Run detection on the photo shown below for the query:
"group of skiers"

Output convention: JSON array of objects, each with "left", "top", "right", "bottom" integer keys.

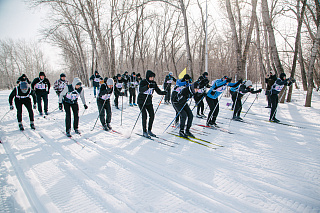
[{"left": 8, "top": 69, "right": 295, "bottom": 139}]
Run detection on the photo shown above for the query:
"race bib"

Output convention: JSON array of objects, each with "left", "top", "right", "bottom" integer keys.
[
  {"left": 116, "top": 83, "right": 123, "bottom": 88},
  {"left": 66, "top": 92, "right": 79, "bottom": 101},
  {"left": 101, "top": 94, "right": 111, "bottom": 100},
  {"left": 94, "top": 78, "right": 100, "bottom": 82},
  {"left": 35, "top": 83, "right": 46, "bottom": 89},
  {"left": 144, "top": 88, "right": 154, "bottom": 95},
  {"left": 197, "top": 89, "right": 204, "bottom": 93},
  {"left": 274, "top": 85, "right": 284, "bottom": 92},
  {"left": 175, "top": 87, "right": 183, "bottom": 93},
  {"left": 216, "top": 85, "right": 226, "bottom": 92},
  {"left": 58, "top": 83, "right": 66, "bottom": 89},
  {"left": 167, "top": 80, "right": 173, "bottom": 84}
]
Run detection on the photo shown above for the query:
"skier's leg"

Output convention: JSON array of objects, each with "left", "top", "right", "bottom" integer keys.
[
  {"left": 146, "top": 104, "right": 155, "bottom": 131},
  {"left": 37, "top": 93, "right": 42, "bottom": 113},
  {"left": 106, "top": 100, "right": 112, "bottom": 124},
  {"left": 97, "top": 100, "right": 106, "bottom": 126},
  {"left": 43, "top": 93, "right": 48, "bottom": 113},
  {"left": 185, "top": 104, "right": 193, "bottom": 131},
  {"left": 72, "top": 104, "right": 79, "bottom": 130},
  {"left": 15, "top": 100, "right": 23, "bottom": 123},
  {"left": 25, "top": 99, "right": 34, "bottom": 122},
  {"left": 138, "top": 104, "right": 148, "bottom": 132},
  {"left": 63, "top": 102, "right": 71, "bottom": 132},
  {"left": 206, "top": 96, "right": 214, "bottom": 125},
  {"left": 212, "top": 99, "right": 219, "bottom": 124}
]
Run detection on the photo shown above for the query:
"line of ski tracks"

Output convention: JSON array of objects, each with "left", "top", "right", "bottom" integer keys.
[{"left": 3, "top": 128, "right": 319, "bottom": 212}]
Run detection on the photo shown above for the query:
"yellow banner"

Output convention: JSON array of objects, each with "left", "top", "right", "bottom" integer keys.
[{"left": 178, "top": 67, "right": 187, "bottom": 79}]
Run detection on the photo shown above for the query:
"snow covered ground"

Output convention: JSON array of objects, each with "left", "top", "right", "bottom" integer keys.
[{"left": 0, "top": 86, "right": 319, "bottom": 213}]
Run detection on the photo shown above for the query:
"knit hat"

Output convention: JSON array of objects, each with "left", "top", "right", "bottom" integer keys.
[
  {"left": 132, "top": 72, "right": 136, "bottom": 75},
  {"left": 20, "top": 82, "right": 29, "bottom": 93},
  {"left": 280, "top": 73, "right": 286, "bottom": 80},
  {"left": 107, "top": 78, "right": 114, "bottom": 86},
  {"left": 245, "top": 80, "right": 252, "bottom": 88},
  {"left": 39, "top": 72, "right": 45, "bottom": 77},
  {"left": 60, "top": 73, "right": 66, "bottom": 78}
]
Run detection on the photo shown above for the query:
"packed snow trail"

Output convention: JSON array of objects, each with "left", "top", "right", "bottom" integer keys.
[{"left": 0, "top": 87, "right": 320, "bottom": 212}]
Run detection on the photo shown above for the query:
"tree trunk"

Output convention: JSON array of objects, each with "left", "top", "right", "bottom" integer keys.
[
  {"left": 305, "top": 24, "right": 320, "bottom": 107},
  {"left": 287, "top": 0, "right": 307, "bottom": 102},
  {"left": 254, "top": 13, "right": 266, "bottom": 89},
  {"left": 261, "top": 0, "right": 284, "bottom": 74},
  {"left": 298, "top": 36, "right": 308, "bottom": 91}
]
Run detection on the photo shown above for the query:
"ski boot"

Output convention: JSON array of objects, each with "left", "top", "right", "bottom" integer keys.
[
  {"left": 143, "top": 131, "right": 151, "bottom": 139},
  {"left": 107, "top": 123, "right": 112, "bottom": 130},
  {"left": 265, "top": 106, "right": 271, "bottom": 108},
  {"left": 185, "top": 129, "right": 195, "bottom": 138},
  {"left": 44, "top": 112, "right": 49, "bottom": 116},
  {"left": 133, "top": 103, "right": 137, "bottom": 106},
  {"left": 147, "top": 130, "right": 156, "bottom": 137},
  {"left": 103, "top": 124, "right": 109, "bottom": 131},
  {"left": 30, "top": 122, "right": 36, "bottom": 130},
  {"left": 270, "top": 118, "right": 280, "bottom": 123},
  {"left": 201, "top": 114, "right": 207, "bottom": 118},
  {"left": 18, "top": 123, "right": 24, "bottom": 131},
  {"left": 179, "top": 130, "right": 188, "bottom": 138},
  {"left": 75, "top": 129, "right": 81, "bottom": 135},
  {"left": 40, "top": 112, "right": 43, "bottom": 116},
  {"left": 115, "top": 106, "right": 119, "bottom": 109},
  {"left": 129, "top": 103, "right": 133, "bottom": 107},
  {"left": 196, "top": 114, "right": 203, "bottom": 118},
  {"left": 66, "top": 131, "right": 72, "bottom": 137}
]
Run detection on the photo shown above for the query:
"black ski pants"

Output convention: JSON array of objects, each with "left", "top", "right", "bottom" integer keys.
[
  {"left": 63, "top": 102, "right": 79, "bottom": 132},
  {"left": 171, "top": 91, "right": 179, "bottom": 124},
  {"left": 270, "top": 94, "right": 278, "bottom": 120},
  {"left": 173, "top": 102, "right": 193, "bottom": 132},
  {"left": 15, "top": 98, "right": 34, "bottom": 123},
  {"left": 114, "top": 93, "right": 120, "bottom": 107},
  {"left": 266, "top": 90, "right": 271, "bottom": 107},
  {"left": 97, "top": 99, "right": 112, "bottom": 125},
  {"left": 36, "top": 91, "right": 48, "bottom": 113},
  {"left": 164, "top": 83, "right": 171, "bottom": 102},
  {"left": 232, "top": 92, "right": 242, "bottom": 117},
  {"left": 129, "top": 87, "right": 136, "bottom": 104},
  {"left": 194, "top": 94, "right": 204, "bottom": 115},
  {"left": 138, "top": 104, "right": 154, "bottom": 132},
  {"left": 206, "top": 96, "right": 219, "bottom": 125}
]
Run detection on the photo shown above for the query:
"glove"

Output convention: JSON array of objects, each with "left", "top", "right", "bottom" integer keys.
[
  {"left": 291, "top": 78, "right": 296, "bottom": 83},
  {"left": 10, "top": 105, "right": 14, "bottom": 110},
  {"left": 149, "top": 82, "right": 156, "bottom": 88},
  {"left": 33, "top": 104, "right": 37, "bottom": 109},
  {"left": 84, "top": 104, "right": 88, "bottom": 110},
  {"left": 258, "top": 88, "right": 262, "bottom": 93},
  {"left": 47, "top": 90, "right": 50, "bottom": 94},
  {"left": 56, "top": 91, "right": 60, "bottom": 95},
  {"left": 59, "top": 103, "right": 62, "bottom": 110},
  {"left": 250, "top": 88, "right": 254, "bottom": 91},
  {"left": 226, "top": 78, "right": 232, "bottom": 83}
]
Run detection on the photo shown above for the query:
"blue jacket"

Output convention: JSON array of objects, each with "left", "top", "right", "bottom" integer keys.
[{"left": 207, "top": 79, "right": 240, "bottom": 99}]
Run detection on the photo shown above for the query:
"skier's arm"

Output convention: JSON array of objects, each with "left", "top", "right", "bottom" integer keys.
[
  {"left": 47, "top": 79, "right": 51, "bottom": 91},
  {"left": 31, "top": 90, "right": 37, "bottom": 104},
  {"left": 177, "top": 87, "right": 189, "bottom": 103},
  {"left": 215, "top": 80, "right": 227, "bottom": 88},
  {"left": 8, "top": 89, "right": 16, "bottom": 106},
  {"left": 155, "top": 83, "right": 167, "bottom": 95},
  {"left": 31, "top": 78, "right": 38, "bottom": 90},
  {"left": 89, "top": 75, "right": 94, "bottom": 81},
  {"left": 139, "top": 80, "right": 149, "bottom": 93},
  {"left": 229, "top": 80, "right": 242, "bottom": 88},
  {"left": 80, "top": 89, "right": 86, "bottom": 105},
  {"left": 99, "top": 84, "right": 108, "bottom": 96},
  {"left": 53, "top": 80, "right": 59, "bottom": 91},
  {"left": 173, "top": 77, "right": 177, "bottom": 82},
  {"left": 59, "top": 87, "right": 68, "bottom": 103},
  {"left": 114, "top": 83, "right": 120, "bottom": 96}
]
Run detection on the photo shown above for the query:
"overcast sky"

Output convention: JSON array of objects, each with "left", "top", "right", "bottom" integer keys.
[{"left": 0, "top": 0, "right": 61, "bottom": 70}]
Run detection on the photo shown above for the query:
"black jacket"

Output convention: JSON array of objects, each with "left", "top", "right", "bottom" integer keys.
[
  {"left": 9, "top": 86, "right": 36, "bottom": 105},
  {"left": 114, "top": 78, "right": 124, "bottom": 96},
  {"left": 31, "top": 77, "right": 51, "bottom": 94},
  {"left": 164, "top": 75, "right": 176, "bottom": 86},
  {"left": 129, "top": 75, "right": 139, "bottom": 88},
  {"left": 173, "top": 86, "right": 195, "bottom": 105},
  {"left": 90, "top": 71, "right": 103, "bottom": 87},
  {"left": 137, "top": 70, "right": 166, "bottom": 105},
  {"left": 98, "top": 83, "right": 114, "bottom": 101},
  {"left": 236, "top": 84, "right": 261, "bottom": 98},
  {"left": 271, "top": 78, "right": 293, "bottom": 95}
]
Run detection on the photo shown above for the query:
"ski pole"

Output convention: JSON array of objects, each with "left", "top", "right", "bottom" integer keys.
[
  {"left": 121, "top": 95, "right": 123, "bottom": 126},
  {"left": 228, "top": 88, "right": 240, "bottom": 126},
  {"left": 0, "top": 110, "right": 11, "bottom": 123},
  {"left": 163, "top": 98, "right": 190, "bottom": 134},
  {"left": 191, "top": 95, "right": 205, "bottom": 111},
  {"left": 128, "top": 94, "right": 149, "bottom": 138},
  {"left": 91, "top": 98, "right": 108, "bottom": 131},
  {"left": 243, "top": 93, "right": 259, "bottom": 118},
  {"left": 154, "top": 83, "right": 170, "bottom": 115}
]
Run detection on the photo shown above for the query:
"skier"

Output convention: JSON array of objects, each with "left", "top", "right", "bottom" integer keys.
[
  {"left": 269, "top": 73, "right": 295, "bottom": 123},
  {"left": 206, "top": 76, "right": 242, "bottom": 126},
  {"left": 265, "top": 71, "right": 277, "bottom": 108},
  {"left": 129, "top": 72, "right": 139, "bottom": 106},
  {"left": 9, "top": 82, "right": 37, "bottom": 130},
  {"left": 172, "top": 81, "right": 200, "bottom": 138},
  {"left": 122, "top": 71, "right": 130, "bottom": 97},
  {"left": 114, "top": 74, "right": 125, "bottom": 109},
  {"left": 31, "top": 72, "right": 51, "bottom": 115},
  {"left": 59, "top": 77, "right": 88, "bottom": 137},
  {"left": 195, "top": 72, "right": 210, "bottom": 118},
  {"left": 171, "top": 74, "right": 192, "bottom": 126},
  {"left": 16, "top": 74, "right": 31, "bottom": 84},
  {"left": 136, "top": 73, "right": 142, "bottom": 82},
  {"left": 137, "top": 70, "right": 167, "bottom": 138},
  {"left": 97, "top": 78, "right": 114, "bottom": 131},
  {"left": 163, "top": 72, "right": 176, "bottom": 104},
  {"left": 230, "top": 80, "right": 262, "bottom": 120},
  {"left": 89, "top": 70, "right": 103, "bottom": 98},
  {"left": 54, "top": 73, "right": 69, "bottom": 111}
]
